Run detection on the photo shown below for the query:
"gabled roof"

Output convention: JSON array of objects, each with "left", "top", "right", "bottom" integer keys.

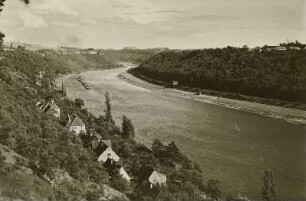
[
  {"left": 95, "top": 143, "right": 110, "bottom": 156},
  {"left": 138, "top": 166, "right": 166, "bottom": 182},
  {"left": 92, "top": 138, "right": 112, "bottom": 151},
  {"left": 138, "top": 166, "right": 155, "bottom": 181},
  {"left": 154, "top": 171, "right": 166, "bottom": 179},
  {"left": 42, "top": 100, "right": 60, "bottom": 113},
  {"left": 69, "top": 115, "right": 85, "bottom": 127},
  {"left": 102, "top": 140, "right": 112, "bottom": 148}
]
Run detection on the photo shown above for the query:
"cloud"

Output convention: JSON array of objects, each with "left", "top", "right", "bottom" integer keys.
[
  {"left": 179, "top": 14, "right": 231, "bottom": 22},
  {"left": 151, "top": 9, "right": 185, "bottom": 14},
  {"left": 32, "top": 0, "right": 78, "bottom": 16},
  {"left": 1, "top": 0, "right": 305, "bottom": 49},
  {"left": 58, "top": 34, "right": 82, "bottom": 47},
  {"left": 142, "top": 7, "right": 151, "bottom": 10},
  {"left": 112, "top": 5, "right": 132, "bottom": 8},
  {"left": 19, "top": 11, "right": 48, "bottom": 28},
  {"left": 50, "top": 21, "right": 79, "bottom": 28}
]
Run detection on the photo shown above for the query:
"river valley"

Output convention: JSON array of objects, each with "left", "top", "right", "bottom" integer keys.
[{"left": 58, "top": 68, "right": 306, "bottom": 199}]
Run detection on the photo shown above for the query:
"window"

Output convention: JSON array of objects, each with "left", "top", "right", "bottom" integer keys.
[{"left": 107, "top": 153, "right": 111, "bottom": 157}]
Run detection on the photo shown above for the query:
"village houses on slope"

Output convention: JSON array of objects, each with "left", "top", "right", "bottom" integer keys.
[{"left": 91, "top": 136, "right": 131, "bottom": 183}]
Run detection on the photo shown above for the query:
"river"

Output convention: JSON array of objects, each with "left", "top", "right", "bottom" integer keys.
[{"left": 58, "top": 68, "right": 306, "bottom": 199}]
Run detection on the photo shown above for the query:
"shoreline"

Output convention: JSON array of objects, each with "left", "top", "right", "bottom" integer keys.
[{"left": 118, "top": 70, "right": 306, "bottom": 125}]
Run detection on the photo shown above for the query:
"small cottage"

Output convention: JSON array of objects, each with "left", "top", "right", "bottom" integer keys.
[
  {"left": 66, "top": 114, "right": 86, "bottom": 135},
  {"left": 96, "top": 142, "right": 120, "bottom": 163},
  {"left": 42, "top": 100, "right": 61, "bottom": 118},
  {"left": 172, "top": 81, "right": 179, "bottom": 86},
  {"left": 139, "top": 166, "right": 167, "bottom": 186}
]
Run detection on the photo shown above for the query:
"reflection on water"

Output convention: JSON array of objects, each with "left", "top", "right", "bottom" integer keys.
[{"left": 61, "top": 69, "right": 306, "bottom": 198}]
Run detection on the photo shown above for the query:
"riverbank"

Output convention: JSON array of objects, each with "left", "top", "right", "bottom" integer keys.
[
  {"left": 119, "top": 70, "right": 306, "bottom": 125},
  {"left": 59, "top": 68, "right": 306, "bottom": 198}
]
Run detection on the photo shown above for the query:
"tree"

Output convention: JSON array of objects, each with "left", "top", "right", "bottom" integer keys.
[
  {"left": 261, "top": 170, "right": 276, "bottom": 200},
  {"left": 110, "top": 173, "right": 130, "bottom": 192},
  {"left": 166, "top": 141, "right": 180, "bottom": 159},
  {"left": 122, "top": 115, "right": 134, "bottom": 138},
  {"left": 152, "top": 139, "right": 164, "bottom": 157},
  {"left": 75, "top": 98, "right": 84, "bottom": 108},
  {"left": 61, "top": 82, "right": 66, "bottom": 96},
  {"left": 104, "top": 91, "right": 114, "bottom": 124},
  {"left": 206, "top": 179, "right": 222, "bottom": 200}
]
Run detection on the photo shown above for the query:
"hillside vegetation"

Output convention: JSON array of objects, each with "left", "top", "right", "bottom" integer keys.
[
  {"left": 37, "top": 49, "right": 120, "bottom": 72},
  {"left": 0, "top": 48, "right": 221, "bottom": 200},
  {"left": 131, "top": 47, "right": 306, "bottom": 104},
  {"left": 99, "top": 49, "right": 164, "bottom": 64}
]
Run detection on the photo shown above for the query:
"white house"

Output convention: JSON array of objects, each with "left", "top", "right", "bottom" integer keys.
[
  {"left": 172, "top": 81, "right": 179, "bottom": 86},
  {"left": 139, "top": 166, "right": 167, "bottom": 186},
  {"left": 97, "top": 145, "right": 120, "bottom": 163},
  {"left": 119, "top": 166, "right": 131, "bottom": 183},
  {"left": 148, "top": 170, "right": 167, "bottom": 186},
  {"left": 66, "top": 114, "right": 86, "bottom": 135}
]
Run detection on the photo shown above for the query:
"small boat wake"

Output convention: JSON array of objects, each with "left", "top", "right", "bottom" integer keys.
[{"left": 235, "top": 122, "right": 241, "bottom": 132}]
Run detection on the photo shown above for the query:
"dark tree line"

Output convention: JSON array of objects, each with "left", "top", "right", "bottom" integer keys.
[{"left": 132, "top": 47, "right": 306, "bottom": 103}]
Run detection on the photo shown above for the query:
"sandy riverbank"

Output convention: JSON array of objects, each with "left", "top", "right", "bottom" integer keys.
[{"left": 118, "top": 70, "right": 306, "bottom": 125}]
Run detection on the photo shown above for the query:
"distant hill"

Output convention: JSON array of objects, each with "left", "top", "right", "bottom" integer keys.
[
  {"left": 3, "top": 42, "right": 52, "bottom": 51},
  {"left": 131, "top": 46, "right": 306, "bottom": 104},
  {"left": 98, "top": 48, "right": 167, "bottom": 64}
]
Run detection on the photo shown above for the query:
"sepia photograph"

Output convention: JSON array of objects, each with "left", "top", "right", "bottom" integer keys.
[{"left": 0, "top": 0, "right": 305, "bottom": 200}]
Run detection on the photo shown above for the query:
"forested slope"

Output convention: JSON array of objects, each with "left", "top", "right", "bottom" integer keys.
[
  {"left": 131, "top": 47, "right": 306, "bottom": 103},
  {"left": 0, "top": 48, "right": 220, "bottom": 200}
]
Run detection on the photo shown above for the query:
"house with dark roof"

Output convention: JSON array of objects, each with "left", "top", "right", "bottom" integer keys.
[
  {"left": 138, "top": 166, "right": 167, "bottom": 186},
  {"left": 91, "top": 136, "right": 112, "bottom": 151},
  {"left": 36, "top": 99, "right": 60, "bottom": 118},
  {"left": 36, "top": 99, "right": 46, "bottom": 109},
  {"left": 42, "top": 100, "right": 61, "bottom": 118},
  {"left": 66, "top": 114, "right": 86, "bottom": 135},
  {"left": 95, "top": 141, "right": 120, "bottom": 163}
]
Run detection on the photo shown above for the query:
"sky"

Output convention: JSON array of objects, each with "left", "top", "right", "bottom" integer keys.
[{"left": 0, "top": 0, "right": 305, "bottom": 49}]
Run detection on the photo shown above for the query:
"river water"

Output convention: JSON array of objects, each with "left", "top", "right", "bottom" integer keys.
[{"left": 59, "top": 68, "right": 306, "bottom": 199}]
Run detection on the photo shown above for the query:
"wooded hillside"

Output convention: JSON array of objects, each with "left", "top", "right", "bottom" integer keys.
[
  {"left": 0, "top": 48, "right": 217, "bottom": 200},
  {"left": 132, "top": 47, "right": 306, "bottom": 103}
]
